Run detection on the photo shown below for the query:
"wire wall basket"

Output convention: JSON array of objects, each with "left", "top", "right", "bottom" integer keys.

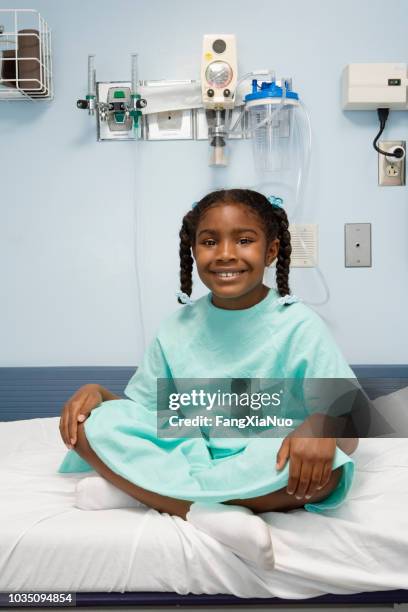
[{"left": 0, "top": 9, "right": 53, "bottom": 100}]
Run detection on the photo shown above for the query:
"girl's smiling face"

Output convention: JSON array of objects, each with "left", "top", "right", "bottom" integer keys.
[{"left": 193, "top": 202, "right": 279, "bottom": 310}]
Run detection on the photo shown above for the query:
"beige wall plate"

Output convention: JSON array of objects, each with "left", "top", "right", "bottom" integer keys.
[{"left": 289, "top": 224, "right": 318, "bottom": 267}]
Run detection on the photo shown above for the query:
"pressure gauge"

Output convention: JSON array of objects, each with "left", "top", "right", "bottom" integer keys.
[
  {"left": 205, "top": 61, "right": 233, "bottom": 89},
  {"left": 201, "top": 34, "right": 237, "bottom": 109}
]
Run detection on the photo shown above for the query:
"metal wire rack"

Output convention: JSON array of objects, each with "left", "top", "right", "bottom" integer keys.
[{"left": 0, "top": 8, "right": 53, "bottom": 100}]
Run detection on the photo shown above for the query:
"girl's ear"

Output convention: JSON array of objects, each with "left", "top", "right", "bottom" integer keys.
[{"left": 266, "top": 238, "right": 280, "bottom": 266}]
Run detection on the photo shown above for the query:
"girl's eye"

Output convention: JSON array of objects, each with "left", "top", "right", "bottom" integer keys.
[{"left": 202, "top": 238, "right": 253, "bottom": 246}]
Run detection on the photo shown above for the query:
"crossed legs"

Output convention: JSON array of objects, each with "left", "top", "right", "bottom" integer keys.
[{"left": 74, "top": 422, "right": 342, "bottom": 520}]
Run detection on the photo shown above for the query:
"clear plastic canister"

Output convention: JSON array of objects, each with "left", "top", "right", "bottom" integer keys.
[{"left": 246, "top": 98, "right": 298, "bottom": 172}]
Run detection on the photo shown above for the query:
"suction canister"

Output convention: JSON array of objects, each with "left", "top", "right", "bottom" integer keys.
[{"left": 245, "top": 79, "right": 301, "bottom": 172}]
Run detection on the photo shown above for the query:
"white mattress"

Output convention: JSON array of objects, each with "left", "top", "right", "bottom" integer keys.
[{"left": 0, "top": 414, "right": 407, "bottom": 598}]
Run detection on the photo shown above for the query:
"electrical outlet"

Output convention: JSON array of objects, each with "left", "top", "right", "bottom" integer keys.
[
  {"left": 386, "top": 164, "right": 399, "bottom": 177},
  {"left": 378, "top": 140, "right": 406, "bottom": 186}
]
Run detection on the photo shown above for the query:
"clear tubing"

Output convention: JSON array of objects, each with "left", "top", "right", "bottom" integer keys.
[
  {"left": 291, "top": 99, "right": 330, "bottom": 306},
  {"left": 247, "top": 82, "right": 288, "bottom": 173},
  {"left": 131, "top": 53, "right": 138, "bottom": 95},
  {"left": 234, "top": 69, "right": 275, "bottom": 104},
  {"left": 252, "top": 99, "right": 286, "bottom": 130},
  {"left": 229, "top": 70, "right": 276, "bottom": 135},
  {"left": 230, "top": 91, "right": 286, "bottom": 137},
  {"left": 228, "top": 106, "right": 246, "bottom": 135},
  {"left": 254, "top": 98, "right": 287, "bottom": 131},
  {"left": 304, "top": 254, "right": 331, "bottom": 306},
  {"left": 208, "top": 71, "right": 328, "bottom": 305},
  {"left": 258, "top": 95, "right": 330, "bottom": 306},
  {"left": 228, "top": 98, "right": 292, "bottom": 134},
  {"left": 291, "top": 98, "right": 311, "bottom": 222},
  {"left": 87, "top": 54, "right": 96, "bottom": 96},
  {"left": 132, "top": 137, "right": 146, "bottom": 355}
]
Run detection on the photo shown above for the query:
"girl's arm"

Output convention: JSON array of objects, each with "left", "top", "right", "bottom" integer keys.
[
  {"left": 60, "top": 384, "right": 121, "bottom": 449},
  {"left": 98, "top": 385, "right": 122, "bottom": 401},
  {"left": 336, "top": 437, "right": 359, "bottom": 455},
  {"left": 302, "top": 412, "right": 360, "bottom": 455}
]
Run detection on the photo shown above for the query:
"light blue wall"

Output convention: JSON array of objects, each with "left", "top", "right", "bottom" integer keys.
[{"left": 1, "top": 0, "right": 407, "bottom": 366}]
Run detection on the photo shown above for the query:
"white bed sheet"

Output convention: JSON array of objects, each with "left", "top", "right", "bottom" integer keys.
[{"left": 0, "top": 415, "right": 407, "bottom": 599}]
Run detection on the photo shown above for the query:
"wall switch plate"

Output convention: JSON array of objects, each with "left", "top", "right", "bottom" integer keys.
[
  {"left": 378, "top": 140, "right": 406, "bottom": 186},
  {"left": 345, "top": 223, "right": 371, "bottom": 267}
]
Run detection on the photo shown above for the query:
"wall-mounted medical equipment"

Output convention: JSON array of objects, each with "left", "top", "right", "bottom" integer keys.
[
  {"left": 0, "top": 9, "right": 52, "bottom": 100},
  {"left": 244, "top": 79, "right": 301, "bottom": 173},
  {"left": 76, "top": 35, "right": 328, "bottom": 303},
  {"left": 201, "top": 34, "right": 237, "bottom": 166},
  {"left": 140, "top": 79, "right": 246, "bottom": 143},
  {"left": 201, "top": 35, "right": 237, "bottom": 110},
  {"left": 77, "top": 54, "right": 147, "bottom": 139},
  {"left": 342, "top": 63, "right": 407, "bottom": 182},
  {"left": 76, "top": 35, "right": 310, "bottom": 179},
  {"left": 342, "top": 63, "right": 408, "bottom": 110},
  {"left": 76, "top": 35, "right": 321, "bottom": 294}
]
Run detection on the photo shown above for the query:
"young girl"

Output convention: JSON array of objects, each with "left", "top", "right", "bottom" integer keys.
[{"left": 58, "top": 188, "right": 358, "bottom": 570}]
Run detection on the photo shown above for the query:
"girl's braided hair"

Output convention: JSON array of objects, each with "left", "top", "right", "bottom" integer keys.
[{"left": 178, "top": 189, "right": 291, "bottom": 303}]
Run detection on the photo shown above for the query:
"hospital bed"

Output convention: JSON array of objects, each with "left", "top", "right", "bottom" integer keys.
[{"left": 1, "top": 365, "right": 408, "bottom": 607}]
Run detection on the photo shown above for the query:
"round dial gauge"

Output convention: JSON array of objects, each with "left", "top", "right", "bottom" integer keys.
[{"left": 205, "top": 61, "right": 233, "bottom": 89}]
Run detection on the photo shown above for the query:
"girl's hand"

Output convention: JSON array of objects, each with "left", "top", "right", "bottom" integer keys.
[
  {"left": 59, "top": 384, "right": 103, "bottom": 450},
  {"left": 276, "top": 435, "right": 337, "bottom": 501}
]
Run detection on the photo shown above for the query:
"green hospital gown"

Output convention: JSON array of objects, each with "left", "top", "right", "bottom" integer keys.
[{"left": 58, "top": 289, "right": 356, "bottom": 513}]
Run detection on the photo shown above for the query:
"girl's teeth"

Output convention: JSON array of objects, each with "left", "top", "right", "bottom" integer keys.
[{"left": 217, "top": 272, "right": 242, "bottom": 277}]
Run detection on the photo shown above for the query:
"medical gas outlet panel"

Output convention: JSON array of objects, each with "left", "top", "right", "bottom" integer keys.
[
  {"left": 77, "top": 37, "right": 243, "bottom": 143},
  {"left": 86, "top": 80, "right": 248, "bottom": 142}
]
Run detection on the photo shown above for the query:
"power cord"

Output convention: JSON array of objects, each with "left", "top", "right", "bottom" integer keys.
[{"left": 373, "top": 108, "right": 404, "bottom": 157}]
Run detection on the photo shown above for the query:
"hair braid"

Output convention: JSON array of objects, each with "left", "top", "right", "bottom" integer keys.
[
  {"left": 271, "top": 207, "right": 291, "bottom": 297},
  {"left": 178, "top": 214, "right": 195, "bottom": 304}
]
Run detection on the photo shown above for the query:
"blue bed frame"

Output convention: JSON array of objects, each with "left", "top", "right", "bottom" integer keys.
[{"left": 1, "top": 364, "right": 408, "bottom": 607}]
